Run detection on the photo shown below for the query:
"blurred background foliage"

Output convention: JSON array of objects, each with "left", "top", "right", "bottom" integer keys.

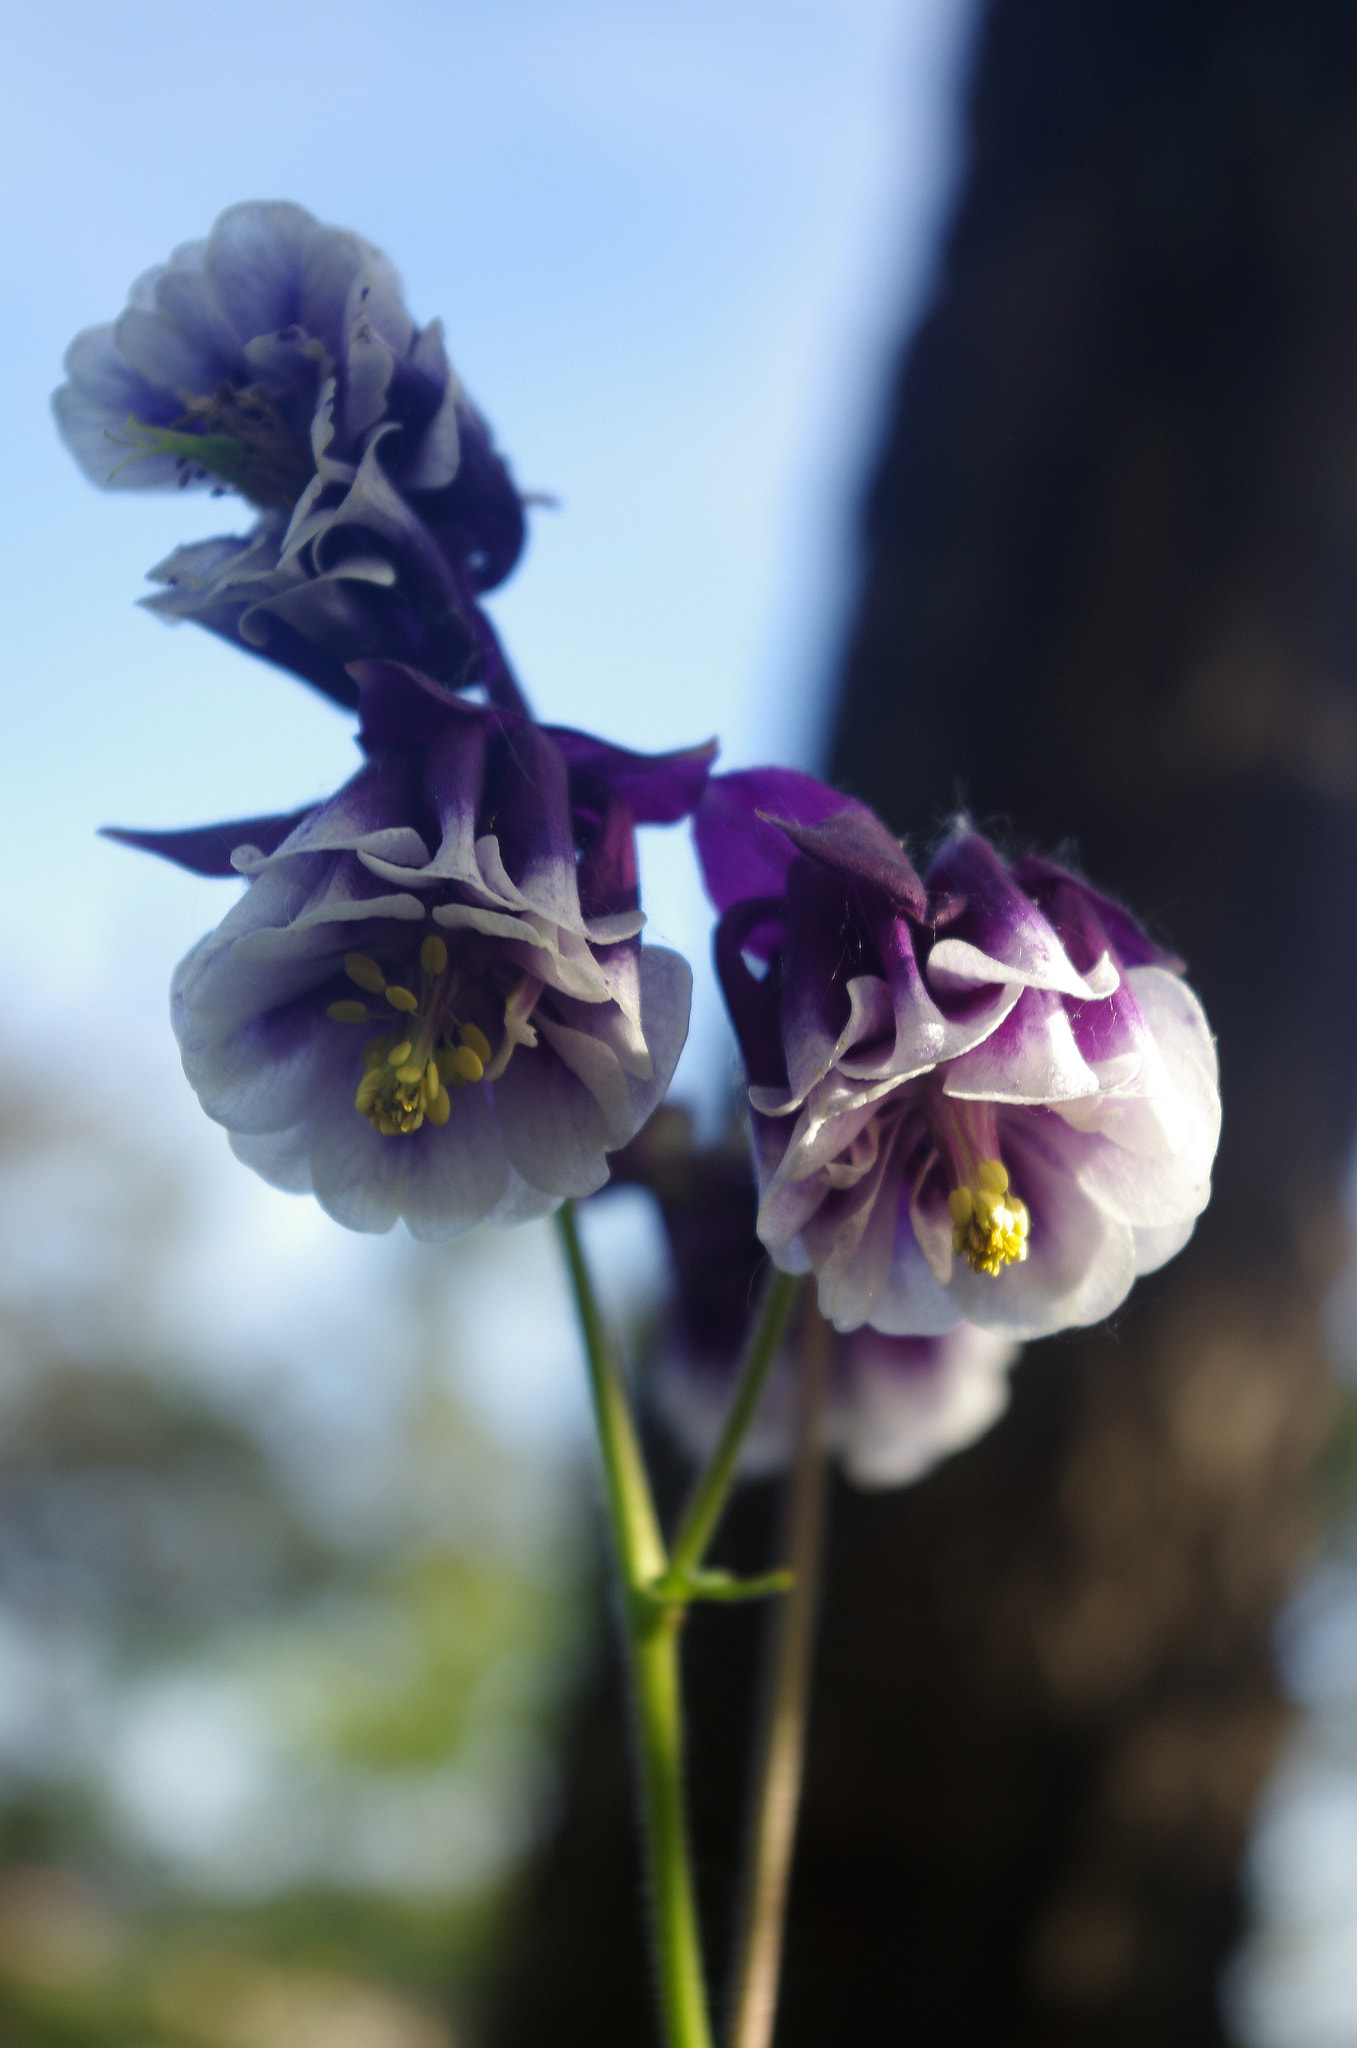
[{"left": 0, "top": 1071, "right": 598, "bottom": 2047}]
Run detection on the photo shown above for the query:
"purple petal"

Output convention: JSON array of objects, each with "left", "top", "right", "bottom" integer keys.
[
  {"left": 780, "top": 857, "right": 856, "bottom": 1104},
  {"left": 756, "top": 804, "right": 926, "bottom": 918},
  {"left": 486, "top": 723, "right": 583, "bottom": 930},
  {"left": 713, "top": 901, "right": 790, "bottom": 1093},
  {"left": 866, "top": 906, "right": 1021, "bottom": 1077},
  {"left": 352, "top": 660, "right": 465, "bottom": 749},
  {"left": 926, "top": 834, "right": 1114, "bottom": 999},
  {"left": 549, "top": 728, "right": 718, "bottom": 824},
  {"left": 101, "top": 807, "right": 317, "bottom": 877},
  {"left": 1011, "top": 854, "right": 1183, "bottom": 972},
  {"left": 694, "top": 769, "right": 864, "bottom": 912}
]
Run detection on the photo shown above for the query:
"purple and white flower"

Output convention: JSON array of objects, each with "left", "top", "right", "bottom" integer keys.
[
  {"left": 112, "top": 663, "right": 712, "bottom": 1238},
  {"left": 694, "top": 771, "right": 1220, "bottom": 1341},
  {"left": 55, "top": 202, "right": 524, "bottom": 710}
]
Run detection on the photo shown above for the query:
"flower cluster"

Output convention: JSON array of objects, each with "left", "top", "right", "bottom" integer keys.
[
  {"left": 55, "top": 202, "right": 524, "bottom": 709},
  {"left": 60, "top": 199, "right": 1219, "bottom": 1420},
  {"left": 114, "top": 663, "right": 711, "bottom": 1238},
  {"left": 695, "top": 771, "right": 1220, "bottom": 1340}
]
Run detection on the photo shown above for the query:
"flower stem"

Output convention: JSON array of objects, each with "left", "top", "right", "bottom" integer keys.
[
  {"left": 554, "top": 1201, "right": 713, "bottom": 2048},
  {"left": 668, "top": 1267, "right": 803, "bottom": 1583},
  {"left": 724, "top": 1302, "right": 831, "bottom": 2048}
]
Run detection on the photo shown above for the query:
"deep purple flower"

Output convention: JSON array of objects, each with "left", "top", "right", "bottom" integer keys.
[
  {"left": 110, "top": 664, "right": 713, "bottom": 1238},
  {"left": 694, "top": 772, "right": 1220, "bottom": 1340},
  {"left": 610, "top": 1110, "right": 1020, "bottom": 1486},
  {"left": 54, "top": 202, "right": 524, "bottom": 711}
]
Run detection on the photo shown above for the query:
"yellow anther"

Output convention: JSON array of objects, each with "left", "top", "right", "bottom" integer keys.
[
  {"left": 420, "top": 934, "right": 449, "bottom": 976},
  {"left": 395, "top": 1062, "right": 423, "bottom": 1086},
  {"left": 355, "top": 1072, "right": 381, "bottom": 1115},
  {"left": 425, "top": 1058, "right": 441, "bottom": 1098},
  {"left": 385, "top": 984, "right": 419, "bottom": 1013},
  {"left": 459, "top": 1022, "right": 493, "bottom": 1064},
  {"left": 976, "top": 1158, "right": 1009, "bottom": 1195},
  {"left": 389, "top": 1040, "right": 413, "bottom": 1067},
  {"left": 327, "top": 999, "right": 369, "bottom": 1024},
  {"left": 344, "top": 952, "right": 387, "bottom": 994},
  {"left": 450, "top": 1043, "right": 485, "bottom": 1084},
  {"left": 951, "top": 1175, "right": 1029, "bottom": 1279},
  {"left": 426, "top": 1087, "right": 451, "bottom": 1126}
]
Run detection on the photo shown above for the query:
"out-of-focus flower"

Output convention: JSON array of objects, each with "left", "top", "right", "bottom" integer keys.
[
  {"left": 54, "top": 202, "right": 524, "bottom": 710},
  {"left": 109, "top": 663, "right": 713, "bottom": 1238},
  {"left": 694, "top": 772, "right": 1220, "bottom": 1340},
  {"left": 611, "top": 1110, "right": 1020, "bottom": 1486}
]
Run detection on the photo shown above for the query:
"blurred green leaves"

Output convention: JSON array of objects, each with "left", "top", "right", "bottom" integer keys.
[{"left": 0, "top": 1057, "right": 591, "bottom": 2045}]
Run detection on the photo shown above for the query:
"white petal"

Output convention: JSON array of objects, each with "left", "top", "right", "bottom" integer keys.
[
  {"left": 308, "top": 1073, "right": 507, "bottom": 1238},
  {"left": 536, "top": 1015, "right": 635, "bottom": 1146},
  {"left": 493, "top": 1051, "right": 611, "bottom": 1198},
  {"left": 941, "top": 988, "right": 1100, "bottom": 1104},
  {"left": 836, "top": 1327, "right": 1018, "bottom": 1486},
  {"left": 945, "top": 1115, "right": 1137, "bottom": 1338},
  {"left": 625, "top": 948, "right": 692, "bottom": 1125},
  {"left": 228, "top": 1120, "right": 314, "bottom": 1194},
  {"left": 1132, "top": 1215, "right": 1198, "bottom": 1274}
]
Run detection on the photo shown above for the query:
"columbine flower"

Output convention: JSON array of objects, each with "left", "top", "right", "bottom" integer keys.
[
  {"left": 694, "top": 771, "right": 1220, "bottom": 1340},
  {"left": 611, "top": 1109, "right": 1021, "bottom": 1486},
  {"left": 54, "top": 202, "right": 524, "bottom": 710},
  {"left": 109, "top": 663, "right": 713, "bottom": 1238}
]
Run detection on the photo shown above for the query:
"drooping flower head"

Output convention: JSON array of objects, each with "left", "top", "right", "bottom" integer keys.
[
  {"left": 695, "top": 772, "right": 1220, "bottom": 1340},
  {"left": 111, "top": 664, "right": 713, "bottom": 1238},
  {"left": 55, "top": 202, "right": 525, "bottom": 710},
  {"left": 609, "top": 1108, "right": 1021, "bottom": 1486}
]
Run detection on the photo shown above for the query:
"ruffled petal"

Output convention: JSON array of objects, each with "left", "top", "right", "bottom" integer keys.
[{"left": 926, "top": 833, "right": 1118, "bottom": 1000}]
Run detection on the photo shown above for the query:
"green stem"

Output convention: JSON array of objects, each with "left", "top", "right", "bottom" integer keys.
[
  {"left": 555, "top": 1200, "right": 666, "bottom": 1587},
  {"left": 554, "top": 1202, "right": 713, "bottom": 2048},
  {"left": 725, "top": 1303, "right": 832, "bottom": 2048},
  {"left": 633, "top": 1608, "right": 715, "bottom": 2048},
  {"left": 669, "top": 1267, "right": 802, "bottom": 1582}
]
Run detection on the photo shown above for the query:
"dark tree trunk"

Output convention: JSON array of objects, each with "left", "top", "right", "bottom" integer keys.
[{"left": 485, "top": 1, "right": 1357, "bottom": 2040}]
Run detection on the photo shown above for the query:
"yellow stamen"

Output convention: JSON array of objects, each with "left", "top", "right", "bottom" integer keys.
[
  {"left": 420, "top": 934, "right": 449, "bottom": 976},
  {"left": 344, "top": 952, "right": 387, "bottom": 994},
  {"left": 388, "top": 1041, "right": 413, "bottom": 1067},
  {"left": 327, "top": 999, "right": 369, "bottom": 1024},
  {"left": 450, "top": 1043, "right": 485, "bottom": 1084},
  {"left": 426, "top": 1087, "right": 451, "bottom": 1126},
  {"left": 394, "top": 1062, "right": 423, "bottom": 1085},
  {"left": 385, "top": 985, "right": 419, "bottom": 1014},
  {"left": 425, "top": 1059, "right": 441, "bottom": 1099},
  {"left": 459, "top": 1022, "right": 493, "bottom": 1064},
  {"left": 950, "top": 1157, "right": 1030, "bottom": 1277}
]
